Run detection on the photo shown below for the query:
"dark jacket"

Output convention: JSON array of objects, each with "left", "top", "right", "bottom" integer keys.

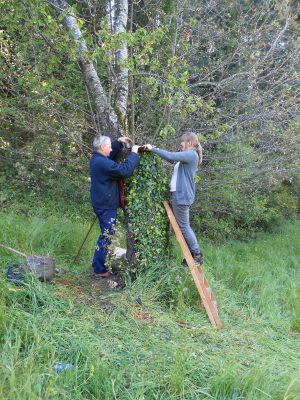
[{"left": 90, "top": 140, "right": 140, "bottom": 210}]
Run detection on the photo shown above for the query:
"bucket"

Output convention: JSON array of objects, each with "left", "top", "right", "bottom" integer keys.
[
  {"left": 0, "top": 243, "right": 55, "bottom": 282},
  {"left": 26, "top": 255, "right": 55, "bottom": 282}
]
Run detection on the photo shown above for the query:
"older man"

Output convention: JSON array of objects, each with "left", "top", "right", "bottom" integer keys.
[{"left": 90, "top": 135, "right": 140, "bottom": 278}]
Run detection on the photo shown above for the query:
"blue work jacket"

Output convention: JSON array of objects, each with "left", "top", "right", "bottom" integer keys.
[{"left": 90, "top": 140, "right": 140, "bottom": 210}]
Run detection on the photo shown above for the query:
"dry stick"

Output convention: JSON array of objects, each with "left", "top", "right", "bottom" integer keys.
[
  {"left": 73, "top": 215, "right": 98, "bottom": 263},
  {"left": 0, "top": 243, "right": 27, "bottom": 258}
]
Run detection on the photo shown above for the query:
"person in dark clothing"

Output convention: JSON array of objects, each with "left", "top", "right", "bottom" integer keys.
[
  {"left": 90, "top": 135, "right": 140, "bottom": 278},
  {"left": 145, "top": 132, "right": 204, "bottom": 266}
]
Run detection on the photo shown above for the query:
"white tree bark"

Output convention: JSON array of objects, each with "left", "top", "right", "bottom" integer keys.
[
  {"left": 113, "top": 0, "right": 129, "bottom": 124},
  {"left": 45, "top": 0, "right": 123, "bottom": 137}
]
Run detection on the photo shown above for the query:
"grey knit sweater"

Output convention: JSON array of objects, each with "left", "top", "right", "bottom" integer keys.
[{"left": 151, "top": 147, "right": 199, "bottom": 205}]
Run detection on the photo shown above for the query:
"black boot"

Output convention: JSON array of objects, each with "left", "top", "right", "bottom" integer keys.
[
  {"left": 192, "top": 252, "right": 204, "bottom": 265},
  {"left": 181, "top": 258, "right": 188, "bottom": 267}
]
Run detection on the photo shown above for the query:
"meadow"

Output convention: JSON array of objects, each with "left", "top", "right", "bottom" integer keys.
[{"left": 0, "top": 211, "right": 299, "bottom": 399}]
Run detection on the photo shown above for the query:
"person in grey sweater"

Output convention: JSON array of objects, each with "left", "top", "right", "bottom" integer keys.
[{"left": 145, "top": 132, "right": 204, "bottom": 265}]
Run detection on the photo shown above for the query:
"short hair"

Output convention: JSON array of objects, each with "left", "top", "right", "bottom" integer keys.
[{"left": 93, "top": 135, "right": 111, "bottom": 149}]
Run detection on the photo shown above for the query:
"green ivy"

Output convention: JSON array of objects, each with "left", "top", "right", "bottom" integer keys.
[{"left": 125, "top": 152, "right": 170, "bottom": 269}]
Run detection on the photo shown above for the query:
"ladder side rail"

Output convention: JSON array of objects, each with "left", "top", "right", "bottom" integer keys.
[{"left": 163, "top": 201, "right": 222, "bottom": 329}]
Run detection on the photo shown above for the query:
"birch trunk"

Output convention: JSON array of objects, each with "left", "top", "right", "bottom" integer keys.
[
  {"left": 113, "top": 0, "right": 129, "bottom": 125},
  {"left": 106, "top": 0, "right": 136, "bottom": 270},
  {"left": 47, "top": 0, "right": 137, "bottom": 270},
  {"left": 45, "top": 0, "right": 123, "bottom": 138}
]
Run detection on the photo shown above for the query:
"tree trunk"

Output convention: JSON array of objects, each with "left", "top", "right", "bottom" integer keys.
[
  {"left": 113, "top": 0, "right": 129, "bottom": 126},
  {"left": 47, "top": 0, "right": 139, "bottom": 269},
  {"left": 46, "top": 0, "right": 123, "bottom": 138}
]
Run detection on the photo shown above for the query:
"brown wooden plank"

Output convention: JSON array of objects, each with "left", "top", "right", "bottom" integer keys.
[
  {"left": 163, "top": 201, "right": 222, "bottom": 329},
  {"left": 194, "top": 267, "right": 222, "bottom": 328},
  {"left": 197, "top": 265, "right": 217, "bottom": 303}
]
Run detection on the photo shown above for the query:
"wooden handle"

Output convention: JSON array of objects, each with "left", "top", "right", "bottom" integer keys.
[
  {"left": 0, "top": 243, "right": 27, "bottom": 257},
  {"left": 73, "top": 215, "right": 97, "bottom": 263}
]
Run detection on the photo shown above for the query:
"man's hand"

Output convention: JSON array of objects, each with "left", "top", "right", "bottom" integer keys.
[
  {"left": 131, "top": 145, "right": 140, "bottom": 153},
  {"left": 144, "top": 144, "right": 153, "bottom": 150}
]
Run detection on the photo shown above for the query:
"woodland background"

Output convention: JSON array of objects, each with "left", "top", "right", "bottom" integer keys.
[
  {"left": 1, "top": 2, "right": 300, "bottom": 399},
  {"left": 1, "top": 0, "right": 299, "bottom": 241}
]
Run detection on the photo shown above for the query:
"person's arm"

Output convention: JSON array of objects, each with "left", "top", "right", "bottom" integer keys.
[
  {"left": 110, "top": 137, "right": 134, "bottom": 160},
  {"left": 103, "top": 151, "right": 140, "bottom": 178},
  {"left": 150, "top": 146, "right": 194, "bottom": 163},
  {"left": 109, "top": 140, "right": 123, "bottom": 160}
]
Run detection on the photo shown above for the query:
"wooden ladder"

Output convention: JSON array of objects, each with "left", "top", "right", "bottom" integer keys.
[{"left": 163, "top": 201, "right": 222, "bottom": 329}]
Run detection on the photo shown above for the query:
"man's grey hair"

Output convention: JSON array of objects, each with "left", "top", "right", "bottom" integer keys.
[{"left": 93, "top": 135, "right": 111, "bottom": 149}]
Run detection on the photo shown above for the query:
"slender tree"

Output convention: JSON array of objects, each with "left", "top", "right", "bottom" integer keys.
[{"left": 45, "top": 0, "right": 124, "bottom": 137}]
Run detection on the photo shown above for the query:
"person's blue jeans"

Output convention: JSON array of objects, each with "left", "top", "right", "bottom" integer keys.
[{"left": 92, "top": 209, "right": 117, "bottom": 274}]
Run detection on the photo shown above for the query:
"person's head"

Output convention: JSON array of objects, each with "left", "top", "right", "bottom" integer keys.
[
  {"left": 180, "top": 132, "right": 203, "bottom": 164},
  {"left": 93, "top": 135, "right": 112, "bottom": 157}
]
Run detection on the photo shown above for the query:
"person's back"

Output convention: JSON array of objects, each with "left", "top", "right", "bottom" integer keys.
[
  {"left": 90, "top": 138, "right": 139, "bottom": 210},
  {"left": 89, "top": 135, "right": 140, "bottom": 278}
]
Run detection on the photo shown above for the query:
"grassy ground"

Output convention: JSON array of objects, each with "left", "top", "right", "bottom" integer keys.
[{"left": 0, "top": 211, "right": 299, "bottom": 399}]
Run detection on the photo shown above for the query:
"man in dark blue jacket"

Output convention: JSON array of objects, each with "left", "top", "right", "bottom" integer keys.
[{"left": 90, "top": 135, "right": 140, "bottom": 278}]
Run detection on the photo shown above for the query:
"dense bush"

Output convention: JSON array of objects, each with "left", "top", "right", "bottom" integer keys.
[
  {"left": 1, "top": 160, "right": 298, "bottom": 242},
  {"left": 192, "top": 182, "right": 298, "bottom": 241},
  {"left": 0, "top": 165, "right": 91, "bottom": 221}
]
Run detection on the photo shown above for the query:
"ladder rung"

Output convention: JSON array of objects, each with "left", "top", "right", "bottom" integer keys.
[{"left": 199, "top": 272, "right": 205, "bottom": 281}]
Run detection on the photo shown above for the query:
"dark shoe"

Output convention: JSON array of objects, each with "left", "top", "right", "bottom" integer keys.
[
  {"left": 92, "top": 271, "right": 110, "bottom": 279},
  {"left": 55, "top": 268, "right": 66, "bottom": 275},
  {"left": 193, "top": 253, "right": 204, "bottom": 266},
  {"left": 181, "top": 259, "right": 189, "bottom": 268}
]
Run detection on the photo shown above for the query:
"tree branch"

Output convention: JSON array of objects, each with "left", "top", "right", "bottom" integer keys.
[{"left": 45, "top": 0, "right": 123, "bottom": 137}]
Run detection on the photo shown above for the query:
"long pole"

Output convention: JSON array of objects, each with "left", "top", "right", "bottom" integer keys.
[
  {"left": 0, "top": 243, "right": 27, "bottom": 257},
  {"left": 73, "top": 215, "right": 97, "bottom": 263}
]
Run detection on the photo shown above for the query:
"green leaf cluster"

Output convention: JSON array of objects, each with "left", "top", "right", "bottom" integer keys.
[{"left": 125, "top": 152, "right": 169, "bottom": 270}]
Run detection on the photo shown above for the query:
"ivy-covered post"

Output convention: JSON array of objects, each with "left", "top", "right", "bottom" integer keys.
[{"left": 125, "top": 152, "right": 170, "bottom": 270}]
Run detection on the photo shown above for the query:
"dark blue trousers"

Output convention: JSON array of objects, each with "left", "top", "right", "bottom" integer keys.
[{"left": 92, "top": 209, "right": 117, "bottom": 274}]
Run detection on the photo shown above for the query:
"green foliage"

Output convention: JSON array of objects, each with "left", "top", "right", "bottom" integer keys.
[
  {"left": 191, "top": 136, "right": 299, "bottom": 240},
  {"left": 1, "top": 0, "right": 299, "bottom": 260},
  {"left": 289, "top": 278, "right": 300, "bottom": 332},
  {"left": 0, "top": 0, "right": 90, "bottom": 184},
  {"left": 193, "top": 180, "right": 299, "bottom": 241},
  {"left": 194, "top": 188, "right": 279, "bottom": 241},
  {"left": 0, "top": 281, "right": 7, "bottom": 345},
  {"left": 125, "top": 152, "right": 169, "bottom": 270},
  {"left": 0, "top": 165, "right": 91, "bottom": 221},
  {"left": 269, "top": 182, "right": 298, "bottom": 218}
]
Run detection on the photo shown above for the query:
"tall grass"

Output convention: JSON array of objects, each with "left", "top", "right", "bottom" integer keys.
[{"left": 0, "top": 211, "right": 299, "bottom": 399}]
